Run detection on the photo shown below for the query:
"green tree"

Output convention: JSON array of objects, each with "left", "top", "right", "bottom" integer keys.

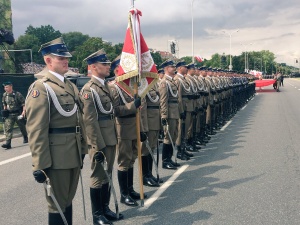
[
  {"left": 151, "top": 51, "right": 163, "bottom": 67},
  {"left": 14, "top": 34, "right": 41, "bottom": 64},
  {"left": 71, "top": 37, "right": 116, "bottom": 73},
  {"left": 25, "top": 25, "right": 61, "bottom": 45},
  {"left": 180, "top": 56, "right": 192, "bottom": 64},
  {"left": 62, "top": 32, "right": 89, "bottom": 53}
]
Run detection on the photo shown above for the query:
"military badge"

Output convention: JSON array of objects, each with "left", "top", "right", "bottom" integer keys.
[
  {"left": 83, "top": 93, "right": 90, "bottom": 100},
  {"left": 31, "top": 90, "right": 40, "bottom": 98}
]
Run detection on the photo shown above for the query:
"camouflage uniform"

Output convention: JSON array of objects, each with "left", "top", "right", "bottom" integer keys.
[{"left": 2, "top": 91, "right": 27, "bottom": 143}]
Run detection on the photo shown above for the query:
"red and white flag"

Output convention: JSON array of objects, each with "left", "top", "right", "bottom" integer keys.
[
  {"left": 195, "top": 55, "right": 204, "bottom": 63},
  {"left": 116, "top": 8, "right": 158, "bottom": 98}
]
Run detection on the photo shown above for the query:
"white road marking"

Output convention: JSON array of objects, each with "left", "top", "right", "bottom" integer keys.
[
  {"left": 241, "top": 105, "right": 247, "bottom": 110},
  {"left": 220, "top": 120, "right": 232, "bottom": 131},
  {"left": 0, "top": 152, "right": 31, "bottom": 166},
  {"left": 140, "top": 164, "right": 189, "bottom": 210}
]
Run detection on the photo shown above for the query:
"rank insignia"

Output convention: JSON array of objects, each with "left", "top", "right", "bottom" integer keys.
[
  {"left": 83, "top": 93, "right": 90, "bottom": 100},
  {"left": 31, "top": 90, "right": 40, "bottom": 98}
]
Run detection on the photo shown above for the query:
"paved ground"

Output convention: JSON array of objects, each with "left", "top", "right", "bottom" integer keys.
[{"left": 1, "top": 78, "right": 300, "bottom": 225}]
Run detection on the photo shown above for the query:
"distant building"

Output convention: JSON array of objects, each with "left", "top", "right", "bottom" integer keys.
[{"left": 157, "top": 51, "right": 177, "bottom": 60}]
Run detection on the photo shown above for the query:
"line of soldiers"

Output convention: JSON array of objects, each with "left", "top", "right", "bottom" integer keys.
[
  {"left": 25, "top": 37, "right": 255, "bottom": 225},
  {"left": 158, "top": 59, "right": 256, "bottom": 169}
]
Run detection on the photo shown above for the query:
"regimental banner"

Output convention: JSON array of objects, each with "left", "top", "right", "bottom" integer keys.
[{"left": 116, "top": 8, "right": 158, "bottom": 98}]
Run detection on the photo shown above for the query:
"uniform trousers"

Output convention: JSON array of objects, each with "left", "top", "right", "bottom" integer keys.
[
  {"left": 117, "top": 139, "right": 137, "bottom": 171},
  {"left": 89, "top": 145, "right": 116, "bottom": 188},
  {"left": 45, "top": 167, "right": 80, "bottom": 213}
]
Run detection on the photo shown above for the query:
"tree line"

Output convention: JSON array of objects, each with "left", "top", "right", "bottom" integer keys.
[{"left": 1, "top": 24, "right": 295, "bottom": 75}]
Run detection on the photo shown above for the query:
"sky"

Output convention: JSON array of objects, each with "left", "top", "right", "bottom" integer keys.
[{"left": 10, "top": 0, "right": 300, "bottom": 67}]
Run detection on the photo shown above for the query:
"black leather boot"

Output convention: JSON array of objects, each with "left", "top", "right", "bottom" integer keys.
[
  {"left": 148, "top": 154, "right": 163, "bottom": 183},
  {"left": 128, "top": 167, "right": 148, "bottom": 199},
  {"left": 102, "top": 183, "right": 124, "bottom": 221},
  {"left": 48, "top": 213, "right": 65, "bottom": 225},
  {"left": 90, "top": 188, "right": 112, "bottom": 225},
  {"left": 64, "top": 204, "right": 72, "bottom": 225},
  {"left": 117, "top": 170, "right": 138, "bottom": 207},
  {"left": 176, "top": 145, "right": 189, "bottom": 160},
  {"left": 162, "top": 143, "right": 176, "bottom": 170},
  {"left": 167, "top": 144, "right": 180, "bottom": 167},
  {"left": 23, "top": 136, "right": 28, "bottom": 143},
  {"left": 1, "top": 139, "right": 11, "bottom": 149},
  {"left": 142, "top": 155, "right": 159, "bottom": 187}
]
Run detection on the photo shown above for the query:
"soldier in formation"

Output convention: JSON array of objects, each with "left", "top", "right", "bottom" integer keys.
[
  {"left": 26, "top": 37, "right": 87, "bottom": 225},
  {"left": 25, "top": 40, "right": 256, "bottom": 223}
]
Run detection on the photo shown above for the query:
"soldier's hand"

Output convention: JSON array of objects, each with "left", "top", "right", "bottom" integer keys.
[
  {"left": 134, "top": 95, "right": 141, "bottom": 108},
  {"left": 94, "top": 150, "right": 105, "bottom": 163},
  {"left": 161, "top": 118, "right": 168, "bottom": 126},
  {"left": 81, "top": 154, "right": 85, "bottom": 169},
  {"left": 180, "top": 112, "right": 186, "bottom": 120},
  {"left": 33, "top": 169, "right": 49, "bottom": 183},
  {"left": 140, "top": 132, "right": 147, "bottom": 142}
]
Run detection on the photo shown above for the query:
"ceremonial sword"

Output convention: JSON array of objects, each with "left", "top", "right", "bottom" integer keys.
[
  {"left": 145, "top": 138, "right": 160, "bottom": 182},
  {"left": 165, "top": 122, "right": 178, "bottom": 164},
  {"left": 79, "top": 171, "right": 86, "bottom": 220},
  {"left": 43, "top": 178, "right": 68, "bottom": 225}
]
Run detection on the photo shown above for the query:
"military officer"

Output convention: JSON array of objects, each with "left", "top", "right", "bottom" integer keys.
[
  {"left": 109, "top": 55, "right": 147, "bottom": 207},
  {"left": 185, "top": 63, "right": 202, "bottom": 151},
  {"left": 141, "top": 81, "right": 162, "bottom": 187},
  {"left": 1, "top": 81, "right": 27, "bottom": 149},
  {"left": 159, "top": 59, "right": 180, "bottom": 170},
  {"left": 174, "top": 61, "right": 194, "bottom": 160},
  {"left": 26, "top": 37, "right": 87, "bottom": 225},
  {"left": 81, "top": 50, "right": 123, "bottom": 225}
]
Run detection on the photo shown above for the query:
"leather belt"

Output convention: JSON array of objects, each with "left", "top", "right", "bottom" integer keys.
[
  {"left": 98, "top": 114, "right": 114, "bottom": 121},
  {"left": 49, "top": 126, "right": 81, "bottom": 134},
  {"left": 168, "top": 100, "right": 178, "bottom": 103},
  {"left": 118, "top": 114, "right": 136, "bottom": 118},
  {"left": 147, "top": 106, "right": 159, "bottom": 109}
]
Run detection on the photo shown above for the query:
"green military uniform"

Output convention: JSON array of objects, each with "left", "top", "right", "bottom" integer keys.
[
  {"left": 26, "top": 73, "right": 87, "bottom": 210},
  {"left": 141, "top": 84, "right": 161, "bottom": 187},
  {"left": 159, "top": 59, "right": 180, "bottom": 170},
  {"left": 2, "top": 89, "right": 27, "bottom": 148},
  {"left": 26, "top": 37, "right": 87, "bottom": 225},
  {"left": 173, "top": 61, "right": 194, "bottom": 159}
]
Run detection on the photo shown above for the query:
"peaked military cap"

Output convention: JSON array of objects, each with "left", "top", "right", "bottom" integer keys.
[
  {"left": 175, "top": 61, "right": 187, "bottom": 68},
  {"left": 39, "top": 37, "right": 72, "bottom": 57},
  {"left": 111, "top": 55, "right": 121, "bottom": 71},
  {"left": 160, "top": 59, "right": 175, "bottom": 68},
  {"left": 2, "top": 81, "right": 12, "bottom": 86},
  {"left": 186, "top": 63, "right": 195, "bottom": 70},
  {"left": 83, "top": 49, "right": 111, "bottom": 65},
  {"left": 158, "top": 69, "right": 164, "bottom": 74}
]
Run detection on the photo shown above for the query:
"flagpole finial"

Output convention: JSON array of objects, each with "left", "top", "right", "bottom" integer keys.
[{"left": 131, "top": 0, "right": 135, "bottom": 8}]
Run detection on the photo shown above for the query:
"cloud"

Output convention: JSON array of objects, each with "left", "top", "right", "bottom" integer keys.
[{"left": 10, "top": 0, "right": 300, "bottom": 66}]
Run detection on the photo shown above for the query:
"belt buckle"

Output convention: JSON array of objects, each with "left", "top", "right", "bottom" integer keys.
[
  {"left": 76, "top": 126, "right": 81, "bottom": 133},
  {"left": 110, "top": 114, "right": 114, "bottom": 120}
]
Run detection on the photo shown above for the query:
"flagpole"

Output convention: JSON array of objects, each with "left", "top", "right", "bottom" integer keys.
[{"left": 130, "top": 0, "right": 145, "bottom": 206}]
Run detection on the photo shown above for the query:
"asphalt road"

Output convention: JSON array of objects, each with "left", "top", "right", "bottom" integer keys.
[{"left": 1, "top": 78, "right": 300, "bottom": 225}]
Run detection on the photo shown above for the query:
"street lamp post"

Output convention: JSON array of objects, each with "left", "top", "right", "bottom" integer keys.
[
  {"left": 191, "top": 0, "right": 195, "bottom": 63},
  {"left": 223, "top": 29, "right": 239, "bottom": 70},
  {"left": 241, "top": 43, "right": 252, "bottom": 73}
]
